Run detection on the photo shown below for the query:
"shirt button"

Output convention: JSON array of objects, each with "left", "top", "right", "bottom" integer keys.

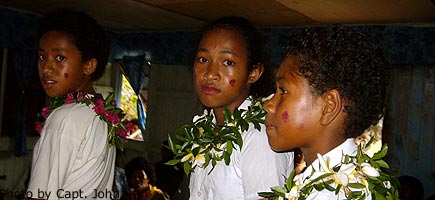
[{"left": 197, "top": 192, "right": 201, "bottom": 196}]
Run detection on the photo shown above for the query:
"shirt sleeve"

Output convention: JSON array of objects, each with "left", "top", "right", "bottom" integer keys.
[
  {"left": 27, "top": 106, "right": 81, "bottom": 197},
  {"left": 239, "top": 124, "right": 294, "bottom": 200}
]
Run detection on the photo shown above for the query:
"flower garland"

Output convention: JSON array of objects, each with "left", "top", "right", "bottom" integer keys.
[
  {"left": 165, "top": 96, "right": 269, "bottom": 175},
  {"left": 35, "top": 92, "right": 134, "bottom": 151},
  {"left": 258, "top": 119, "right": 399, "bottom": 200}
]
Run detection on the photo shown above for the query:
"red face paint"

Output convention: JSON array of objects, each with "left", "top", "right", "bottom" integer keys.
[
  {"left": 64, "top": 73, "right": 69, "bottom": 78},
  {"left": 281, "top": 111, "right": 289, "bottom": 122},
  {"left": 230, "top": 79, "right": 236, "bottom": 87}
]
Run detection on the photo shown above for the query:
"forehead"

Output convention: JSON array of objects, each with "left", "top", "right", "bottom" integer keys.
[
  {"left": 39, "top": 31, "right": 76, "bottom": 48},
  {"left": 277, "top": 56, "right": 301, "bottom": 80},
  {"left": 199, "top": 29, "right": 246, "bottom": 53}
]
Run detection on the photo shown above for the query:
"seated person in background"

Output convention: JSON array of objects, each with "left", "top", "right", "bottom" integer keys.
[{"left": 125, "top": 157, "right": 170, "bottom": 200}]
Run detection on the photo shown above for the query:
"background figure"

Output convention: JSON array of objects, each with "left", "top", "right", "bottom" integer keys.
[
  {"left": 154, "top": 141, "right": 184, "bottom": 199},
  {"left": 398, "top": 175, "right": 424, "bottom": 200},
  {"left": 125, "top": 157, "right": 170, "bottom": 200},
  {"left": 188, "top": 16, "right": 293, "bottom": 200}
]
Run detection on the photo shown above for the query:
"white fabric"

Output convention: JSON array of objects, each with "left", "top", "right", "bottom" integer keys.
[
  {"left": 189, "top": 98, "right": 294, "bottom": 200},
  {"left": 299, "top": 138, "right": 372, "bottom": 200},
  {"left": 28, "top": 103, "right": 116, "bottom": 200}
]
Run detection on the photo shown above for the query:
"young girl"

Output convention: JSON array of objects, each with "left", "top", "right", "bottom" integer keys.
[
  {"left": 189, "top": 16, "right": 294, "bottom": 200},
  {"left": 263, "top": 27, "right": 397, "bottom": 199},
  {"left": 27, "top": 9, "right": 117, "bottom": 199}
]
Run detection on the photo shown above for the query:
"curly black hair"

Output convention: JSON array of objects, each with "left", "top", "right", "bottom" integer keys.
[
  {"left": 125, "top": 157, "right": 157, "bottom": 186},
  {"left": 197, "top": 16, "right": 275, "bottom": 98},
  {"left": 37, "top": 8, "right": 110, "bottom": 81},
  {"left": 283, "top": 26, "right": 390, "bottom": 138}
]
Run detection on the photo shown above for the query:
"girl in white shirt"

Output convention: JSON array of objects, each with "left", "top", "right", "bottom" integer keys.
[{"left": 189, "top": 16, "right": 294, "bottom": 200}]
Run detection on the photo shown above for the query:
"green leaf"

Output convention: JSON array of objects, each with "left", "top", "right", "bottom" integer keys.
[
  {"left": 270, "top": 186, "right": 287, "bottom": 197},
  {"left": 372, "top": 144, "right": 388, "bottom": 160},
  {"left": 376, "top": 159, "right": 390, "bottom": 169},
  {"left": 324, "top": 182, "right": 335, "bottom": 191},
  {"left": 313, "top": 183, "right": 324, "bottom": 191},
  {"left": 165, "top": 159, "right": 181, "bottom": 165},
  {"left": 285, "top": 170, "right": 295, "bottom": 190},
  {"left": 226, "top": 141, "right": 233, "bottom": 155},
  {"left": 348, "top": 183, "right": 366, "bottom": 189},
  {"left": 257, "top": 192, "right": 277, "bottom": 198},
  {"left": 183, "top": 161, "right": 191, "bottom": 175}
]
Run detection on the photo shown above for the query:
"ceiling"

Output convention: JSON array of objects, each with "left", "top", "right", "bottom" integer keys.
[{"left": 1, "top": 0, "right": 435, "bottom": 33}]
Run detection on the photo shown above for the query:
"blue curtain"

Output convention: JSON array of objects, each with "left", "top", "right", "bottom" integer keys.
[
  {"left": 10, "top": 48, "right": 36, "bottom": 156},
  {"left": 117, "top": 54, "right": 149, "bottom": 133}
]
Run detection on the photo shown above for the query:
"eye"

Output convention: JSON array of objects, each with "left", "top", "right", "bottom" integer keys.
[
  {"left": 223, "top": 60, "right": 234, "bottom": 66},
  {"left": 197, "top": 57, "right": 208, "bottom": 63},
  {"left": 279, "top": 87, "right": 288, "bottom": 95},
  {"left": 38, "top": 54, "right": 46, "bottom": 61},
  {"left": 55, "top": 55, "right": 65, "bottom": 62}
]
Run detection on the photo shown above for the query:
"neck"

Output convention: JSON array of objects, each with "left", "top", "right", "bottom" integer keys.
[
  {"left": 212, "top": 97, "right": 248, "bottom": 126},
  {"left": 302, "top": 136, "right": 347, "bottom": 166}
]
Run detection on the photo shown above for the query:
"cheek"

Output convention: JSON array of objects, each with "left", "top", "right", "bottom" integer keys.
[
  {"left": 281, "top": 111, "right": 289, "bottom": 122},
  {"left": 229, "top": 79, "right": 236, "bottom": 87},
  {"left": 64, "top": 73, "right": 69, "bottom": 78}
]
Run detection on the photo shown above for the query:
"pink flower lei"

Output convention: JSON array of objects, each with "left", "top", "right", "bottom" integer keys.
[{"left": 35, "top": 92, "right": 134, "bottom": 151}]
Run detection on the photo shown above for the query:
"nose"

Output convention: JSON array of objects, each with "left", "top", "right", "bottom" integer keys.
[
  {"left": 39, "top": 58, "right": 53, "bottom": 75},
  {"left": 264, "top": 93, "right": 276, "bottom": 114},
  {"left": 203, "top": 62, "right": 219, "bottom": 82}
]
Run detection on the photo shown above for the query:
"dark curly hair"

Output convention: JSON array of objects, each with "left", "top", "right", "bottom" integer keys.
[
  {"left": 125, "top": 157, "right": 157, "bottom": 186},
  {"left": 37, "top": 8, "right": 110, "bottom": 81},
  {"left": 197, "top": 16, "right": 275, "bottom": 98},
  {"left": 283, "top": 26, "right": 390, "bottom": 138}
]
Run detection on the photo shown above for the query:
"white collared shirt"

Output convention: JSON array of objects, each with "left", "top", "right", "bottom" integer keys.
[{"left": 28, "top": 103, "right": 116, "bottom": 199}]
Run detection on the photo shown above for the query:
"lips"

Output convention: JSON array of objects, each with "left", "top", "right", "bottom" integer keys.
[
  {"left": 41, "top": 79, "right": 57, "bottom": 89},
  {"left": 201, "top": 84, "right": 220, "bottom": 94},
  {"left": 264, "top": 120, "right": 276, "bottom": 130}
]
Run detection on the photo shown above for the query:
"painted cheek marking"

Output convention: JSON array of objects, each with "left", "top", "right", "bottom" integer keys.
[
  {"left": 230, "top": 79, "right": 236, "bottom": 87},
  {"left": 281, "top": 111, "right": 289, "bottom": 122},
  {"left": 64, "top": 73, "right": 69, "bottom": 78}
]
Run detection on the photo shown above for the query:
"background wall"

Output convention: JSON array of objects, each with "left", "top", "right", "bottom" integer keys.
[{"left": 0, "top": 6, "right": 434, "bottom": 198}]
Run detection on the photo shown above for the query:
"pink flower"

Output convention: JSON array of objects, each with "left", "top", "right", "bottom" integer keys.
[
  {"left": 35, "top": 122, "right": 43, "bottom": 133},
  {"left": 106, "top": 112, "right": 121, "bottom": 123},
  {"left": 77, "top": 92, "right": 85, "bottom": 99},
  {"left": 117, "top": 130, "right": 129, "bottom": 138},
  {"left": 93, "top": 99, "right": 105, "bottom": 114},
  {"left": 41, "top": 106, "right": 50, "bottom": 119},
  {"left": 64, "top": 93, "right": 75, "bottom": 104}
]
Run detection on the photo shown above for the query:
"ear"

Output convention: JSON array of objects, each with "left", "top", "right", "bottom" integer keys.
[
  {"left": 248, "top": 63, "right": 264, "bottom": 84},
  {"left": 83, "top": 58, "right": 97, "bottom": 75},
  {"left": 319, "top": 89, "right": 342, "bottom": 125}
]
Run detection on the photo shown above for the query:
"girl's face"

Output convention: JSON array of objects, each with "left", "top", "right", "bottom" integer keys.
[
  {"left": 38, "top": 31, "right": 92, "bottom": 97},
  {"left": 264, "top": 56, "right": 324, "bottom": 152},
  {"left": 193, "top": 28, "right": 253, "bottom": 111}
]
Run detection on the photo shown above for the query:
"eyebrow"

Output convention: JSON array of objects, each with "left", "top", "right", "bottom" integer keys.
[
  {"left": 38, "top": 47, "right": 69, "bottom": 53},
  {"left": 276, "top": 75, "right": 285, "bottom": 82},
  {"left": 197, "top": 48, "right": 239, "bottom": 57}
]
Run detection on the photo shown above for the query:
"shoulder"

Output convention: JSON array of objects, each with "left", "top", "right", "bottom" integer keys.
[
  {"left": 44, "top": 103, "right": 106, "bottom": 137},
  {"left": 50, "top": 103, "right": 95, "bottom": 119}
]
